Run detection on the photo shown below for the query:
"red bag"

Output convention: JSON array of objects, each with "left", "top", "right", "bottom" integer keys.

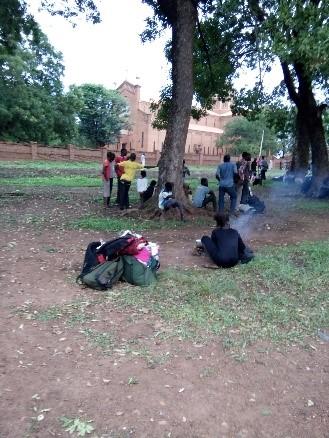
[{"left": 118, "top": 237, "right": 148, "bottom": 256}]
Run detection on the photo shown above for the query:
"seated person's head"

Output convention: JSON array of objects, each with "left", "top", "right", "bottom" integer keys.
[
  {"left": 201, "top": 177, "right": 208, "bottom": 187},
  {"left": 214, "top": 212, "right": 230, "bottom": 228},
  {"left": 150, "top": 180, "right": 157, "bottom": 187},
  {"left": 164, "top": 182, "right": 173, "bottom": 192},
  {"left": 130, "top": 152, "right": 136, "bottom": 161},
  {"left": 140, "top": 170, "right": 147, "bottom": 178},
  {"left": 223, "top": 154, "right": 231, "bottom": 162}
]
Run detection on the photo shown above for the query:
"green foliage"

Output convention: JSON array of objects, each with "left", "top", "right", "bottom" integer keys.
[
  {"left": 0, "top": 24, "right": 78, "bottom": 144},
  {"left": 0, "top": 175, "right": 100, "bottom": 187},
  {"left": 68, "top": 84, "right": 129, "bottom": 147},
  {"left": 60, "top": 417, "right": 94, "bottom": 437},
  {"left": 218, "top": 116, "right": 278, "bottom": 155}
]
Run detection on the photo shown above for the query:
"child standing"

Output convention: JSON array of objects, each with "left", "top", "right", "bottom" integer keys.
[
  {"left": 102, "top": 151, "right": 115, "bottom": 208},
  {"left": 136, "top": 170, "right": 148, "bottom": 208}
]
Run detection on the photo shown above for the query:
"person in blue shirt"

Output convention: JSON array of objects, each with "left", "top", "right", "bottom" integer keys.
[
  {"left": 216, "top": 154, "right": 238, "bottom": 215},
  {"left": 192, "top": 178, "right": 217, "bottom": 211}
]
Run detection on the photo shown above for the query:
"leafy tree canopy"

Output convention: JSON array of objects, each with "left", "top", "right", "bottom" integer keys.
[
  {"left": 0, "top": 23, "right": 79, "bottom": 144},
  {"left": 68, "top": 84, "right": 130, "bottom": 147},
  {"left": 218, "top": 116, "right": 278, "bottom": 156}
]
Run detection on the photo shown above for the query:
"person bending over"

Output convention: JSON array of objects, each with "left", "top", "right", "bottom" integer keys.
[
  {"left": 201, "top": 212, "right": 253, "bottom": 268},
  {"left": 192, "top": 178, "right": 217, "bottom": 211},
  {"left": 142, "top": 180, "right": 157, "bottom": 204},
  {"left": 118, "top": 153, "right": 156, "bottom": 210},
  {"left": 158, "top": 182, "right": 185, "bottom": 221}
]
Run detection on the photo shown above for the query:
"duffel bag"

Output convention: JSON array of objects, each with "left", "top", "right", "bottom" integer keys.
[
  {"left": 122, "top": 255, "right": 157, "bottom": 287},
  {"left": 78, "top": 257, "right": 124, "bottom": 290}
]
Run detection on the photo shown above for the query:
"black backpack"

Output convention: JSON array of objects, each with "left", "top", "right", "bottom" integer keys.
[{"left": 76, "top": 237, "right": 133, "bottom": 289}]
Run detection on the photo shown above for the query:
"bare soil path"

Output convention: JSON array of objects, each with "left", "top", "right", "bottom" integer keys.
[{"left": 0, "top": 179, "right": 328, "bottom": 437}]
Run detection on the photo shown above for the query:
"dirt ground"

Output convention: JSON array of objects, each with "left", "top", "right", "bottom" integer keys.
[{"left": 0, "top": 179, "right": 329, "bottom": 437}]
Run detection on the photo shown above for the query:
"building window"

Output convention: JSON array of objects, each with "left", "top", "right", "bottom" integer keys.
[{"left": 141, "top": 131, "right": 144, "bottom": 149}]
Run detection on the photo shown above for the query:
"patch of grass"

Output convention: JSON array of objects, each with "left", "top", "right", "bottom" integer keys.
[
  {"left": 0, "top": 160, "right": 99, "bottom": 170},
  {"left": 294, "top": 198, "right": 329, "bottom": 212},
  {"left": 0, "top": 175, "right": 100, "bottom": 187},
  {"left": 15, "top": 299, "right": 98, "bottom": 326},
  {"left": 71, "top": 215, "right": 187, "bottom": 231},
  {"left": 81, "top": 328, "right": 114, "bottom": 352},
  {"left": 112, "top": 240, "right": 329, "bottom": 349}
]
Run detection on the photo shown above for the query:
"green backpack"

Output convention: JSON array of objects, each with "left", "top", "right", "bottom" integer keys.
[
  {"left": 78, "top": 257, "right": 124, "bottom": 290},
  {"left": 122, "top": 255, "right": 157, "bottom": 287}
]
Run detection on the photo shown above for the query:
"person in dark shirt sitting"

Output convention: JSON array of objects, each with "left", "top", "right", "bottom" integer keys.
[{"left": 201, "top": 212, "right": 254, "bottom": 268}]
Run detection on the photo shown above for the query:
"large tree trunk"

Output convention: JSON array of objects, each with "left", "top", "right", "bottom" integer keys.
[
  {"left": 295, "top": 62, "right": 329, "bottom": 192},
  {"left": 157, "top": 0, "right": 197, "bottom": 203},
  {"left": 290, "top": 109, "right": 310, "bottom": 176}
]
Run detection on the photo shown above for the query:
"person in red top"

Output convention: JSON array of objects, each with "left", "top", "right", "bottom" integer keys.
[
  {"left": 102, "top": 151, "right": 116, "bottom": 208},
  {"left": 114, "top": 148, "right": 128, "bottom": 204}
]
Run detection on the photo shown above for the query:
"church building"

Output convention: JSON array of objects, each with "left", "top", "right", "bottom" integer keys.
[{"left": 116, "top": 81, "right": 232, "bottom": 156}]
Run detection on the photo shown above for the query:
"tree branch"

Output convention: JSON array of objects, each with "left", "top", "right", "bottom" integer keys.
[{"left": 280, "top": 61, "right": 299, "bottom": 106}]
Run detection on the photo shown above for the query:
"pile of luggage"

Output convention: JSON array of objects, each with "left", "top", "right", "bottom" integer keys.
[{"left": 77, "top": 231, "right": 159, "bottom": 290}]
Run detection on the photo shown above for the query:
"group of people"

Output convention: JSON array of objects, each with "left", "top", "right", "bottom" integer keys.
[
  {"left": 101, "top": 149, "right": 262, "bottom": 268},
  {"left": 102, "top": 149, "right": 156, "bottom": 211},
  {"left": 213, "top": 153, "right": 268, "bottom": 215}
]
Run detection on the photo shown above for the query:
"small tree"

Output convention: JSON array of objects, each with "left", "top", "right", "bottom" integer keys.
[
  {"left": 218, "top": 116, "right": 278, "bottom": 157},
  {"left": 68, "top": 84, "right": 129, "bottom": 147}
]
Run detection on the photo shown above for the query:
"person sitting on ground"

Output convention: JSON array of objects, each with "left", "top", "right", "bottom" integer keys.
[
  {"left": 102, "top": 151, "right": 116, "bottom": 208},
  {"left": 158, "top": 182, "right": 185, "bottom": 221},
  {"left": 192, "top": 178, "right": 217, "bottom": 211},
  {"left": 142, "top": 179, "right": 157, "bottom": 204},
  {"left": 201, "top": 212, "right": 254, "bottom": 268},
  {"left": 136, "top": 170, "right": 148, "bottom": 208},
  {"left": 318, "top": 174, "right": 329, "bottom": 199}
]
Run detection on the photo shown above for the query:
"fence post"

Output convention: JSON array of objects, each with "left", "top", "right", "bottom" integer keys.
[
  {"left": 68, "top": 144, "right": 75, "bottom": 160},
  {"left": 102, "top": 147, "right": 107, "bottom": 161},
  {"left": 31, "top": 143, "right": 38, "bottom": 160}
]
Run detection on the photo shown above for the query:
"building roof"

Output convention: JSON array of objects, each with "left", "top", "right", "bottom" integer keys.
[
  {"left": 206, "top": 109, "right": 232, "bottom": 117},
  {"left": 189, "top": 124, "right": 224, "bottom": 134}
]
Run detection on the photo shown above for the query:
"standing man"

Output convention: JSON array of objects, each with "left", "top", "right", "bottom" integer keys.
[
  {"left": 114, "top": 148, "right": 128, "bottom": 205},
  {"left": 260, "top": 155, "right": 269, "bottom": 180},
  {"left": 216, "top": 154, "right": 238, "bottom": 215},
  {"left": 238, "top": 152, "right": 251, "bottom": 206},
  {"left": 251, "top": 157, "right": 257, "bottom": 174},
  {"left": 140, "top": 152, "right": 146, "bottom": 167}
]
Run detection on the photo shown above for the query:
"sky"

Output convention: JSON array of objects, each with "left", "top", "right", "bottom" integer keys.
[
  {"left": 28, "top": 0, "right": 171, "bottom": 101},
  {"left": 28, "top": 0, "right": 283, "bottom": 101}
]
